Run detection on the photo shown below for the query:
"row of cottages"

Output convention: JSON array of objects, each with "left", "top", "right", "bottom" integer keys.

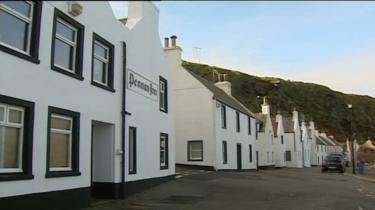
[
  {"left": 0, "top": 1, "right": 175, "bottom": 210},
  {"left": 165, "top": 39, "right": 259, "bottom": 171}
]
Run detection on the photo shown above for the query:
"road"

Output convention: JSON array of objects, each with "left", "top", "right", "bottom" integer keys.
[{"left": 86, "top": 167, "right": 375, "bottom": 210}]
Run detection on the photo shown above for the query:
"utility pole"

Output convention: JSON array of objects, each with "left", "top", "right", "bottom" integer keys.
[{"left": 348, "top": 104, "right": 356, "bottom": 174}]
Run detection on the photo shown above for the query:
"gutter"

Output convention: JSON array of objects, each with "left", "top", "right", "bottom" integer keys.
[{"left": 120, "top": 42, "right": 127, "bottom": 197}]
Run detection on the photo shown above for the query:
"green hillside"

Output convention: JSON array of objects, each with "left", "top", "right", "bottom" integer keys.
[{"left": 182, "top": 61, "right": 375, "bottom": 143}]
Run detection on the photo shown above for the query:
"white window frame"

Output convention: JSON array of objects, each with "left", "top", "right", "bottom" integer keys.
[
  {"left": 93, "top": 40, "right": 109, "bottom": 86},
  {"left": 189, "top": 141, "right": 203, "bottom": 161},
  {"left": 159, "top": 80, "right": 166, "bottom": 111},
  {"left": 54, "top": 18, "right": 78, "bottom": 73},
  {"left": 49, "top": 114, "right": 73, "bottom": 171},
  {"left": 160, "top": 135, "right": 167, "bottom": 167},
  {"left": 0, "top": 1, "right": 34, "bottom": 55},
  {"left": 0, "top": 104, "right": 24, "bottom": 173}
]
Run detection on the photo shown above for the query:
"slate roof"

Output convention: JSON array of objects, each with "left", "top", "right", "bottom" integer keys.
[
  {"left": 283, "top": 117, "right": 294, "bottom": 133},
  {"left": 255, "top": 113, "right": 267, "bottom": 132},
  {"left": 316, "top": 136, "right": 327, "bottom": 145},
  {"left": 186, "top": 69, "right": 260, "bottom": 120},
  {"left": 272, "top": 120, "right": 278, "bottom": 137}
]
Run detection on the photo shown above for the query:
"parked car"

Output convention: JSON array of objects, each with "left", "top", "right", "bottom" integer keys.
[
  {"left": 322, "top": 156, "right": 346, "bottom": 173},
  {"left": 328, "top": 153, "right": 349, "bottom": 167}
]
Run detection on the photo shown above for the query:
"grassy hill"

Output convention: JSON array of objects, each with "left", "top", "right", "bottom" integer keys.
[{"left": 182, "top": 61, "right": 375, "bottom": 143}]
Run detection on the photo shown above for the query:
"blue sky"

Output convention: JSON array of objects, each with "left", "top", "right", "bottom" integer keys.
[{"left": 110, "top": 1, "right": 375, "bottom": 97}]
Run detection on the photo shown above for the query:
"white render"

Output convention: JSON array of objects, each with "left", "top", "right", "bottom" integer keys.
[
  {"left": 165, "top": 42, "right": 257, "bottom": 171},
  {"left": 0, "top": 0, "right": 174, "bottom": 200},
  {"left": 284, "top": 110, "right": 303, "bottom": 168},
  {"left": 309, "top": 121, "right": 319, "bottom": 166},
  {"left": 274, "top": 113, "right": 286, "bottom": 168},
  {"left": 301, "top": 121, "right": 311, "bottom": 167},
  {"left": 255, "top": 100, "right": 276, "bottom": 167}
]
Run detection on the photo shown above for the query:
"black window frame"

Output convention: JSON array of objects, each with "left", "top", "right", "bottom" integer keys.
[
  {"left": 248, "top": 117, "right": 252, "bottom": 135},
  {"left": 0, "top": 1, "right": 42, "bottom": 64},
  {"left": 91, "top": 33, "right": 115, "bottom": 92},
  {"left": 46, "top": 106, "right": 81, "bottom": 178},
  {"left": 51, "top": 8, "right": 85, "bottom": 81},
  {"left": 222, "top": 141, "right": 227, "bottom": 164},
  {"left": 221, "top": 104, "right": 226, "bottom": 129},
  {"left": 236, "top": 111, "right": 240, "bottom": 132},
  {"left": 286, "top": 151, "right": 291, "bottom": 161},
  {"left": 159, "top": 76, "right": 168, "bottom": 113},
  {"left": 0, "top": 94, "right": 34, "bottom": 181},
  {"left": 281, "top": 135, "right": 284, "bottom": 144},
  {"left": 160, "top": 133, "right": 169, "bottom": 170},
  {"left": 128, "top": 126, "right": 137, "bottom": 174},
  {"left": 187, "top": 140, "right": 203, "bottom": 161},
  {"left": 249, "top": 144, "right": 253, "bottom": 162}
]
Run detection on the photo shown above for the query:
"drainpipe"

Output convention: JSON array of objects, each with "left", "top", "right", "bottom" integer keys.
[{"left": 120, "top": 42, "right": 127, "bottom": 197}]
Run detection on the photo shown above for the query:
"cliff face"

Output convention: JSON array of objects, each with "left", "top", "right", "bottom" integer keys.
[{"left": 182, "top": 61, "right": 375, "bottom": 143}]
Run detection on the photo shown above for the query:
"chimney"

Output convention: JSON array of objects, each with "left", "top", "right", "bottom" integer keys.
[
  {"left": 309, "top": 120, "right": 315, "bottom": 130},
  {"left": 164, "top": 37, "right": 169, "bottom": 48},
  {"left": 170, "top": 35, "right": 177, "bottom": 47},
  {"left": 215, "top": 73, "right": 232, "bottom": 95},
  {"left": 292, "top": 108, "right": 299, "bottom": 130},
  {"left": 261, "top": 96, "right": 270, "bottom": 115}
]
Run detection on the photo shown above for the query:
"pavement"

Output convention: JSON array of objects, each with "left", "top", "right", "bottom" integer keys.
[{"left": 85, "top": 167, "right": 375, "bottom": 210}]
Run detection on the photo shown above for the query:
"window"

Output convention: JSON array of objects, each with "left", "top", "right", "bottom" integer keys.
[
  {"left": 51, "top": 8, "right": 84, "bottom": 80},
  {"left": 256, "top": 123, "right": 259, "bottom": 140},
  {"left": 159, "top": 76, "right": 168, "bottom": 113},
  {"left": 91, "top": 33, "right": 115, "bottom": 92},
  {"left": 46, "top": 106, "right": 80, "bottom": 178},
  {"left": 267, "top": 152, "right": 269, "bottom": 163},
  {"left": 0, "top": 95, "right": 34, "bottom": 181},
  {"left": 249, "top": 144, "right": 252, "bottom": 162},
  {"left": 160, "top": 133, "right": 168, "bottom": 170},
  {"left": 286, "top": 151, "right": 291, "bottom": 161},
  {"left": 248, "top": 117, "right": 251, "bottom": 135},
  {"left": 188, "top": 140, "right": 203, "bottom": 161},
  {"left": 129, "top": 127, "right": 136, "bottom": 174},
  {"left": 0, "top": 1, "right": 42, "bottom": 63},
  {"left": 236, "top": 111, "right": 240, "bottom": 132},
  {"left": 221, "top": 104, "right": 226, "bottom": 129},
  {"left": 272, "top": 152, "right": 274, "bottom": 162},
  {"left": 281, "top": 135, "right": 284, "bottom": 144},
  {"left": 222, "top": 141, "right": 227, "bottom": 164}
]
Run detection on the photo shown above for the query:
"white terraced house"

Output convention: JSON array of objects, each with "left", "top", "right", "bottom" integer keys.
[
  {"left": 255, "top": 97, "right": 276, "bottom": 168},
  {"left": 0, "top": 1, "right": 174, "bottom": 209},
  {"left": 301, "top": 121, "right": 312, "bottom": 167},
  {"left": 283, "top": 110, "right": 303, "bottom": 168},
  {"left": 165, "top": 37, "right": 259, "bottom": 171},
  {"left": 273, "top": 113, "right": 286, "bottom": 168}
]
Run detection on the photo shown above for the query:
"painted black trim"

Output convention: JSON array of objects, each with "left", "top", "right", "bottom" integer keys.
[
  {"left": 221, "top": 104, "right": 226, "bottom": 129},
  {"left": 46, "top": 106, "right": 81, "bottom": 178},
  {"left": 160, "top": 133, "right": 169, "bottom": 170},
  {"left": 187, "top": 140, "right": 203, "bottom": 161},
  {"left": 236, "top": 111, "right": 240, "bottom": 132},
  {"left": 125, "top": 175, "right": 175, "bottom": 197},
  {"left": 128, "top": 126, "right": 137, "bottom": 174},
  {"left": 0, "top": 1, "right": 42, "bottom": 64},
  {"left": 176, "top": 164, "right": 215, "bottom": 171},
  {"left": 91, "top": 33, "right": 115, "bottom": 92},
  {"left": 0, "top": 187, "right": 90, "bottom": 210},
  {"left": 0, "top": 94, "right": 34, "bottom": 182},
  {"left": 91, "top": 182, "right": 124, "bottom": 199},
  {"left": 286, "top": 150, "right": 292, "bottom": 161},
  {"left": 50, "top": 8, "right": 84, "bottom": 81},
  {"left": 248, "top": 116, "right": 252, "bottom": 135},
  {"left": 159, "top": 76, "right": 168, "bottom": 113},
  {"left": 222, "top": 141, "right": 228, "bottom": 164},
  {"left": 236, "top": 143, "right": 242, "bottom": 171}
]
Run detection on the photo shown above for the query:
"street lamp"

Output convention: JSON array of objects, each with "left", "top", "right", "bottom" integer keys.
[{"left": 348, "top": 104, "right": 356, "bottom": 174}]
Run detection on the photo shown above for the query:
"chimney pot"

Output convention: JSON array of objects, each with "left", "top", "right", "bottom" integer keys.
[
  {"left": 170, "top": 35, "right": 177, "bottom": 47},
  {"left": 164, "top": 37, "right": 169, "bottom": 48}
]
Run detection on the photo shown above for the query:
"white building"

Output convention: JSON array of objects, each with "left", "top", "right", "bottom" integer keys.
[
  {"left": 283, "top": 110, "right": 303, "bottom": 168},
  {"left": 301, "top": 121, "right": 311, "bottom": 167},
  {"left": 273, "top": 113, "right": 286, "bottom": 168},
  {"left": 308, "top": 121, "right": 319, "bottom": 166},
  {"left": 315, "top": 132, "right": 328, "bottom": 165},
  {"left": 319, "top": 133, "right": 343, "bottom": 154},
  {"left": 165, "top": 37, "right": 258, "bottom": 171},
  {"left": 255, "top": 97, "right": 276, "bottom": 168},
  {"left": 0, "top": 1, "right": 174, "bottom": 209}
]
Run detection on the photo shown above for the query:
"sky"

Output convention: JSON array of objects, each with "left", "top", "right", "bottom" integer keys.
[{"left": 109, "top": 1, "right": 375, "bottom": 97}]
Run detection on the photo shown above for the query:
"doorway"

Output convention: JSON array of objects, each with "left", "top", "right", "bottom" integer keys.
[
  {"left": 91, "top": 121, "right": 115, "bottom": 198},
  {"left": 236, "top": 143, "right": 242, "bottom": 171}
]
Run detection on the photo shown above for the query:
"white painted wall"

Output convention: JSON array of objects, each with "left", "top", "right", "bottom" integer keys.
[
  {"left": 284, "top": 111, "right": 303, "bottom": 168},
  {"left": 301, "top": 122, "right": 311, "bottom": 167},
  {"left": 274, "top": 114, "right": 286, "bottom": 168},
  {"left": 214, "top": 103, "right": 257, "bottom": 170},
  {"left": 256, "top": 114, "right": 275, "bottom": 167},
  {"left": 0, "top": 1, "right": 174, "bottom": 198}
]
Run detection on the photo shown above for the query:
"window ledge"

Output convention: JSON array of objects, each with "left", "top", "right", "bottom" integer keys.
[
  {"left": 91, "top": 81, "right": 115, "bottom": 92},
  {"left": 51, "top": 66, "right": 84, "bottom": 81},
  {"left": 0, "top": 173, "right": 34, "bottom": 182},
  {"left": 159, "top": 108, "right": 168, "bottom": 113},
  {"left": 0, "top": 45, "right": 40, "bottom": 64},
  {"left": 45, "top": 171, "right": 81, "bottom": 178}
]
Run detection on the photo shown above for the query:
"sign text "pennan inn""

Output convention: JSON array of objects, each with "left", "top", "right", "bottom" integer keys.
[{"left": 127, "top": 69, "right": 158, "bottom": 101}]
